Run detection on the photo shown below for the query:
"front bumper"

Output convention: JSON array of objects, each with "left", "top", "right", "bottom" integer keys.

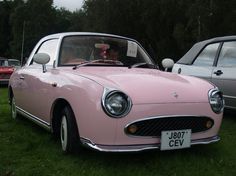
[{"left": 80, "top": 135, "right": 220, "bottom": 152}]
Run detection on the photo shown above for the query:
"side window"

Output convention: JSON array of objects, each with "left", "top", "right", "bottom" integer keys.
[
  {"left": 32, "top": 39, "right": 58, "bottom": 65},
  {"left": 0, "top": 60, "right": 6, "bottom": 66},
  {"left": 193, "top": 43, "right": 219, "bottom": 66},
  {"left": 217, "top": 41, "right": 236, "bottom": 67}
]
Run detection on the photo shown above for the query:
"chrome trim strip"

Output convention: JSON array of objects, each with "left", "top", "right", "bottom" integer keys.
[
  {"left": 124, "top": 115, "right": 213, "bottom": 138},
  {"left": 191, "top": 135, "right": 220, "bottom": 145},
  {"left": 80, "top": 136, "right": 220, "bottom": 152},
  {"left": 101, "top": 87, "right": 133, "bottom": 118},
  {"left": 223, "top": 95, "right": 236, "bottom": 99},
  {"left": 16, "top": 106, "right": 51, "bottom": 131},
  {"left": 225, "top": 105, "right": 236, "bottom": 110},
  {"left": 125, "top": 115, "right": 210, "bottom": 128},
  {"left": 208, "top": 88, "right": 225, "bottom": 114}
]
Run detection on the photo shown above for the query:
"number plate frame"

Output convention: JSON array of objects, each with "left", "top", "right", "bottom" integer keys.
[{"left": 160, "top": 129, "right": 191, "bottom": 150}]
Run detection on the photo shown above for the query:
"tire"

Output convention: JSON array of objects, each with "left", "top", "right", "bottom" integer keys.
[
  {"left": 11, "top": 96, "right": 18, "bottom": 119},
  {"left": 60, "top": 106, "right": 80, "bottom": 153}
]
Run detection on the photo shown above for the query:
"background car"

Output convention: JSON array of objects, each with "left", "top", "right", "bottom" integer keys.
[
  {"left": 9, "top": 32, "right": 224, "bottom": 153},
  {"left": 8, "top": 59, "right": 21, "bottom": 68},
  {"left": 0, "top": 58, "right": 20, "bottom": 85},
  {"left": 162, "top": 36, "right": 236, "bottom": 110}
]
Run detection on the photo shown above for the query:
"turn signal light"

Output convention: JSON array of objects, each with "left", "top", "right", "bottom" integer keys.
[
  {"left": 206, "top": 120, "right": 213, "bottom": 129},
  {"left": 128, "top": 125, "right": 138, "bottom": 134}
]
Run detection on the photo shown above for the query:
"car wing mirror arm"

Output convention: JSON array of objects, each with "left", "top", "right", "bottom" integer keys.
[{"left": 42, "top": 64, "right": 47, "bottom": 73}]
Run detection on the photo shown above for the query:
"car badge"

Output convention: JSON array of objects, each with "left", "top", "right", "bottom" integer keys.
[{"left": 173, "top": 92, "right": 178, "bottom": 98}]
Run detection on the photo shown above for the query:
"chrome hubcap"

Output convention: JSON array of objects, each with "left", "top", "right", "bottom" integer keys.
[
  {"left": 60, "top": 115, "right": 68, "bottom": 151},
  {"left": 12, "top": 97, "right": 17, "bottom": 119}
]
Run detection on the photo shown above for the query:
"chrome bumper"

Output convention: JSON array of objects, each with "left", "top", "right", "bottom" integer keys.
[{"left": 80, "top": 135, "right": 220, "bottom": 152}]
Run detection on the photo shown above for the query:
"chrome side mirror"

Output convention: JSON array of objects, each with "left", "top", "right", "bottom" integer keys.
[
  {"left": 162, "top": 58, "right": 174, "bottom": 71},
  {"left": 33, "top": 53, "right": 50, "bottom": 73}
]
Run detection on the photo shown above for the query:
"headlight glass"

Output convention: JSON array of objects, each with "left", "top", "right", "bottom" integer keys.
[
  {"left": 209, "top": 88, "right": 224, "bottom": 114},
  {"left": 102, "top": 89, "right": 132, "bottom": 118}
]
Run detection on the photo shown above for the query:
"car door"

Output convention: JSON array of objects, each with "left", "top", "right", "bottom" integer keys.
[
  {"left": 211, "top": 41, "right": 236, "bottom": 109},
  {"left": 17, "top": 38, "right": 59, "bottom": 124},
  {"left": 173, "top": 43, "right": 220, "bottom": 82}
]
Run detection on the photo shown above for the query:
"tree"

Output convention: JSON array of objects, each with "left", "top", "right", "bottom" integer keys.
[
  {"left": 10, "top": 0, "right": 56, "bottom": 59},
  {"left": 0, "top": 0, "right": 24, "bottom": 58},
  {"left": 1, "top": 0, "right": 236, "bottom": 63}
]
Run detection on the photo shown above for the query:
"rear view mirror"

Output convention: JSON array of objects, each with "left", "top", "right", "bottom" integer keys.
[
  {"left": 95, "top": 43, "right": 110, "bottom": 50},
  {"left": 33, "top": 53, "right": 50, "bottom": 65},
  {"left": 162, "top": 58, "right": 174, "bottom": 71},
  {"left": 33, "top": 53, "right": 50, "bottom": 73}
]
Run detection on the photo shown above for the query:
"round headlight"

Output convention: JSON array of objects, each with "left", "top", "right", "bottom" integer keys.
[
  {"left": 208, "top": 88, "right": 224, "bottom": 114},
  {"left": 102, "top": 90, "right": 132, "bottom": 118}
]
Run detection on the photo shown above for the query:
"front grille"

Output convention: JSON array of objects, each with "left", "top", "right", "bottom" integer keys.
[{"left": 125, "top": 116, "right": 214, "bottom": 137}]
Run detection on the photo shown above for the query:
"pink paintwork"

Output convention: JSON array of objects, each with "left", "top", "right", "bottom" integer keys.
[{"left": 9, "top": 33, "right": 224, "bottom": 152}]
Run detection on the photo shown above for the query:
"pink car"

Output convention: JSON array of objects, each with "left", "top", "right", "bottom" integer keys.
[{"left": 8, "top": 33, "right": 224, "bottom": 153}]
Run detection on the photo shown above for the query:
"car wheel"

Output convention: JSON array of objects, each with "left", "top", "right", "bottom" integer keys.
[
  {"left": 11, "top": 96, "right": 18, "bottom": 119},
  {"left": 60, "top": 106, "right": 80, "bottom": 153}
]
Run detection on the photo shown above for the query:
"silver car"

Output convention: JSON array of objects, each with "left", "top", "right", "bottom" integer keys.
[{"left": 162, "top": 36, "right": 236, "bottom": 110}]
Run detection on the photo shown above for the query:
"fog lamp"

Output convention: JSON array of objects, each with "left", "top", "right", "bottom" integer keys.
[
  {"left": 128, "top": 125, "right": 138, "bottom": 134},
  {"left": 206, "top": 120, "right": 213, "bottom": 129}
]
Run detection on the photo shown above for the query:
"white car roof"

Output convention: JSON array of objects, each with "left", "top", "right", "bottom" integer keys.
[
  {"left": 178, "top": 35, "right": 236, "bottom": 64},
  {"left": 42, "top": 32, "right": 137, "bottom": 42}
]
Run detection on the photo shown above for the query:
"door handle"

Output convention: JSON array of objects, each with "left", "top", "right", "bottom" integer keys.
[
  {"left": 214, "top": 70, "right": 223, "bottom": 76},
  {"left": 20, "top": 75, "right": 25, "bottom": 80}
]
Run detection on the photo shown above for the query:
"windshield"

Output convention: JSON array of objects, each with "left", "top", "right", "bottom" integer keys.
[{"left": 58, "top": 36, "right": 154, "bottom": 67}]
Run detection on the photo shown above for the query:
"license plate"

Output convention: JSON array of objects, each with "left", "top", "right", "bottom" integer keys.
[{"left": 161, "top": 129, "right": 191, "bottom": 150}]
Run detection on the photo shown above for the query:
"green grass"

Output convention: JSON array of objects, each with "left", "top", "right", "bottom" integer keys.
[{"left": 0, "top": 87, "right": 236, "bottom": 176}]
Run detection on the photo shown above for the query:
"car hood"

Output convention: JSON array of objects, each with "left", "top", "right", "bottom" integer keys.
[{"left": 69, "top": 67, "right": 214, "bottom": 104}]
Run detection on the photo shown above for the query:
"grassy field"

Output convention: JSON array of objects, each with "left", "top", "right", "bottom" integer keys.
[{"left": 0, "top": 87, "right": 236, "bottom": 176}]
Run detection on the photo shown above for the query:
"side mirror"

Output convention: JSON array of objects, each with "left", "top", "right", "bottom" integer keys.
[
  {"left": 162, "top": 58, "right": 174, "bottom": 71},
  {"left": 33, "top": 53, "right": 50, "bottom": 73}
]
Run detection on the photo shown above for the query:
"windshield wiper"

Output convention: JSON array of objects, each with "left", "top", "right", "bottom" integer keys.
[
  {"left": 73, "top": 59, "right": 124, "bottom": 70},
  {"left": 128, "top": 62, "right": 158, "bottom": 69}
]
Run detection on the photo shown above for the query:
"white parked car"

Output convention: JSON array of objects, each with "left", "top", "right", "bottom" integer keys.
[{"left": 162, "top": 36, "right": 236, "bottom": 110}]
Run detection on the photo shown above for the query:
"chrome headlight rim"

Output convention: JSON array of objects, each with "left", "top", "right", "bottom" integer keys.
[
  {"left": 102, "top": 88, "right": 132, "bottom": 118},
  {"left": 208, "top": 88, "right": 224, "bottom": 114}
]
